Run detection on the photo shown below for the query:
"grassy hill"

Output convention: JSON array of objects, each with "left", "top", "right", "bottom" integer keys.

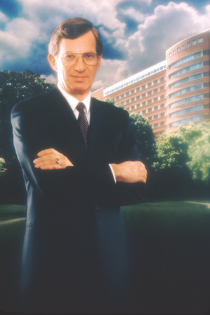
[{"left": 0, "top": 201, "right": 210, "bottom": 312}]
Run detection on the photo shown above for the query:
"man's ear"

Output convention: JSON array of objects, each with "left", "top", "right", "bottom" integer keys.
[
  {"left": 48, "top": 54, "right": 57, "bottom": 71},
  {"left": 96, "top": 54, "right": 102, "bottom": 71}
]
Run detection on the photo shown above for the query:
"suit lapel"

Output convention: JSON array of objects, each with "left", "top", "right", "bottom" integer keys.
[{"left": 47, "top": 88, "right": 87, "bottom": 165}]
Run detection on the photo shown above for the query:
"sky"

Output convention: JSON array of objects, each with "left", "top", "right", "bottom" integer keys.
[{"left": 0, "top": 0, "right": 210, "bottom": 91}]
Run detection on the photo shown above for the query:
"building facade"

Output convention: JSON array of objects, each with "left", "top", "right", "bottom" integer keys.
[{"left": 92, "top": 29, "right": 210, "bottom": 139}]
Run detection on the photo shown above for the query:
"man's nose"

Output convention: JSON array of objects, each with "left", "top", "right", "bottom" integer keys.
[{"left": 73, "top": 56, "right": 86, "bottom": 71}]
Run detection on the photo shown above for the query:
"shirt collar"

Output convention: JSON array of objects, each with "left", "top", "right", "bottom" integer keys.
[{"left": 57, "top": 83, "right": 91, "bottom": 114}]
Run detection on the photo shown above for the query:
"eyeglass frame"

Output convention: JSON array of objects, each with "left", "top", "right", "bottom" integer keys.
[{"left": 59, "top": 51, "right": 100, "bottom": 66}]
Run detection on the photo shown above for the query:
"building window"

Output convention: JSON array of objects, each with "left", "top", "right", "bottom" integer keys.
[
  {"left": 151, "top": 81, "right": 154, "bottom": 86},
  {"left": 170, "top": 94, "right": 203, "bottom": 108},
  {"left": 129, "top": 99, "right": 131, "bottom": 103},
  {"left": 124, "top": 93, "right": 126, "bottom": 97},
  {"left": 157, "top": 79, "right": 160, "bottom": 83},
  {"left": 152, "top": 116, "right": 154, "bottom": 120},
  {"left": 145, "top": 101, "right": 148, "bottom": 105},
  {"left": 158, "top": 113, "right": 161, "bottom": 118},
  {"left": 187, "top": 41, "right": 191, "bottom": 47},
  {"left": 158, "top": 122, "right": 161, "bottom": 127},
  {"left": 198, "top": 37, "right": 203, "bottom": 43},
  {"left": 169, "top": 53, "right": 172, "bottom": 57},
  {"left": 129, "top": 91, "right": 131, "bottom": 95},
  {"left": 173, "top": 50, "right": 176, "bottom": 55},
  {"left": 140, "top": 95, "right": 142, "bottom": 99},
  {"left": 169, "top": 51, "right": 203, "bottom": 70},
  {"left": 129, "top": 107, "right": 131, "bottom": 111},
  {"left": 152, "top": 107, "right": 154, "bottom": 111},
  {"left": 152, "top": 99, "right": 154, "bottom": 103},
  {"left": 140, "top": 86, "right": 142, "bottom": 91},
  {"left": 169, "top": 62, "right": 203, "bottom": 79},
  {"left": 151, "top": 90, "right": 154, "bottom": 94},
  {"left": 145, "top": 92, "right": 148, "bottom": 97},
  {"left": 182, "top": 44, "right": 185, "bottom": 50},
  {"left": 158, "top": 96, "right": 160, "bottom": 101},
  {"left": 152, "top": 124, "right": 154, "bottom": 128},
  {"left": 170, "top": 115, "right": 203, "bottom": 127},
  {"left": 140, "top": 111, "right": 143, "bottom": 115},
  {"left": 114, "top": 97, "right": 116, "bottom": 101},
  {"left": 145, "top": 84, "right": 148, "bottom": 88},
  {"left": 157, "top": 88, "right": 160, "bottom": 92},
  {"left": 140, "top": 103, "right": 142, "bottom": 107},
  {"left": 134, "top": 97, "right": 137, "bottom": 101},
  {"left": 192, "top": 39, "right": 197, "bottom": 45},
  {"left": 169, "top": 83, "right": 203, "bottom": 99},
  {"left": 169, "top": 73, "right": 203, "bottom": 89},
  {"left": 119, "top": 95, "right": 121, "bottom": 99},
  {"left": 134, "top": 105, "right": 137, "bottom": 109},
  {"left": 158, "top": 105, "right": 161, "bottom": 109},
  {"left": 170, "top": 105, "right": 203, "bottom": 118},
  {"left": 146, "top": 109, "right": 148, "bottom": 113},
  {"left": 177, "top": 47, "right": 180, "bottom": 53}
]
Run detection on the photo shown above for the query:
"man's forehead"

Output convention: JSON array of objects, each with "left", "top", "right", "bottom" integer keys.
[{"left": 58, "top": 31, "right": 97, "bottom": 54}]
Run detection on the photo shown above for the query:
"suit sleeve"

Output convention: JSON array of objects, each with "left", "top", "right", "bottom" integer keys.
[{"left": 11, "top": 103, "right": 146, "bottom": 208}]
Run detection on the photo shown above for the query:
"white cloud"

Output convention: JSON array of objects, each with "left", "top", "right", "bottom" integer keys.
[
  {"left": 118, "top": 7, "right": 146, "bottom": 23},
  {"left": 93, "top": 58, "right": 129, "bottom": 91},
  {"left": 0, "top": 11, "right": 8, "bottom": 24},
  {"left": 41, "top": 74, "right": 57, "bottom": 84},
  {"left": 124, "top": 1, "right": 210, "bottom": 75},
  {"left": 0, "top": 18, "right": 39, "bottom": 64},
  {"left": 18, "top": 0, "right": 125, "bottom": 33}
]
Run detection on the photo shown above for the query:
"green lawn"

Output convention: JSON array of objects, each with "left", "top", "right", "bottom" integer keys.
[{"left": 0, "top": 201, "right": 210, "bottom": 313}]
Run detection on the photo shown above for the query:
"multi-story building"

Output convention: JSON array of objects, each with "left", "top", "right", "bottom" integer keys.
[{"left": 92, "top": 29, "right": 210, "bottom": 139}]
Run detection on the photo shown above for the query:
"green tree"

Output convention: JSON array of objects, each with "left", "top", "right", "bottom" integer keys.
[
  {"left": 0, "top": 158, "right": 6, "bottom": 175},
  {"left": 152, "top": 133, "right": 188, "bottom": 171},
  {"left": 129, "top": 113, "right": 156, "bottom": 168},
  {"left": 187, "top": 129, "right": 210, "bottom": 182},
  {"left": 178, "top": 122, "right": 210, "bottom": 182}
]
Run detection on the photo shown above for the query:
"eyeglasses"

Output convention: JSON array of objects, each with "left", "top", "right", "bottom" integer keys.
[{"left": 60, "top": 52, "right": 99, "bottom": 66}]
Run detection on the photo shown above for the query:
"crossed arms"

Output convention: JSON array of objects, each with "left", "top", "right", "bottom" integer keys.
[{"left": 33, "top": 148, "right": 147, "bottom": 184}]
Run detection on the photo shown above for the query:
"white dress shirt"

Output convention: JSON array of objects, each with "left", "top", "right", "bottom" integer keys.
[{"left": 57, "top": 84, "right": 116, "bottom": 183}]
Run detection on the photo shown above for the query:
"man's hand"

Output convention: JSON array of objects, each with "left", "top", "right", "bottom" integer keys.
[
  {"left": 110, "top": 161, "right": 147, "bottom": 184},
  {"left": 33, "top": 149, "right": 73, "bottom": 170}
]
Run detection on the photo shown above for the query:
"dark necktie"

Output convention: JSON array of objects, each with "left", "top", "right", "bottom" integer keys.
[{"left": 76, "top": 102, "right": 88, "bottom": 149}]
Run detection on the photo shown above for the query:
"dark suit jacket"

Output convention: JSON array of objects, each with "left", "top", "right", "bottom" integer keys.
[{"left": 11, "top": 87, "right": 145, "bottom": 310}]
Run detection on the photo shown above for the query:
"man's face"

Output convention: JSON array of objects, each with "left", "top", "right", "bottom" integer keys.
[{"left": 48, "top": 31, "right": 102, "bottom": 100}]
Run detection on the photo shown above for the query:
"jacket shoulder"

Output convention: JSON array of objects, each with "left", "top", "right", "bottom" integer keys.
[
  {"left": 11, "top": 88, "right": 58, "bottom": 116},
  {"left": 91, "top": 97, "right": 129, "bottom": 119}
]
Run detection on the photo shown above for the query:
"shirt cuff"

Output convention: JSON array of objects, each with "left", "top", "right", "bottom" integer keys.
[{"left": 109, "top": 164, "right": 117, "bottom": 183}]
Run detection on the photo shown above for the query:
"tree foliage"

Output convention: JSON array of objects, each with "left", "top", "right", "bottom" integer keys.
[
  {"left": 178, "top": 124, "right": 210, "bottom": 182},
  {"left": 152, "top": 133, "right": 188, "bottom": 171},
  {"left": 129, "top": 113, "right": 156, "bottom": 168}
]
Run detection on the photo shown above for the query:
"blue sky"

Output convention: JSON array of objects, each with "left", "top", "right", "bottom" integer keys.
[{"left": 0, "top": 0, "right": 209, "bottom": 91}]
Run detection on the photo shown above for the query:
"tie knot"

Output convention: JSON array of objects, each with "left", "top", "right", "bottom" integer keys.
[{"left": 76, "top": 102, "right": 86, "bottom": 113}]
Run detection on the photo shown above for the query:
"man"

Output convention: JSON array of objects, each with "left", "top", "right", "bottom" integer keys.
[{"left": 11, "top": 17, "right": 147, "bottom": 312}]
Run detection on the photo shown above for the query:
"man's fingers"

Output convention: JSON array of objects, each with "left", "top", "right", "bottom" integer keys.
[
  {"left": 33, "top": 148, "right": 73, "bottom": 169},
  {"left": 33, "top": 155, "right": 56, "bottom": 164},
  {"left": 37, "top": 148, "right": 58, "bottom": 156}
]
